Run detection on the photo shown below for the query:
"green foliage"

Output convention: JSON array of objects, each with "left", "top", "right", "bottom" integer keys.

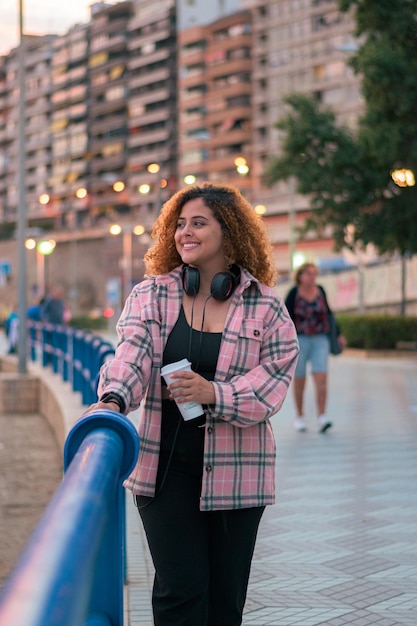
[
  {"left": 68, "top": 316, "right": 108, "bottom": 331},
  {"left": 337, "top": 314, "right": 417, "bottom": 350},
  {"left": 265, "top": 0, "right": 417, "bottom": 257}
]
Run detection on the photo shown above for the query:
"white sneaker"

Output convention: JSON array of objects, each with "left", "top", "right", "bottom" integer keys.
[
  {"left": 294, "top": 417, "right": 307, "bottom": 432},
  {"left": 318, "top": 414, "right": 332, "bottom": 433}
]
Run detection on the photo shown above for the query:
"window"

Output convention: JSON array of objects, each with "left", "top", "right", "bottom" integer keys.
[
  {"left": 313, "top": 65, "right": 325, "bottom": 80},
  {"left": 106, "top": 85, "right": 125, "bottom": 101},
  {"left": 186, "top": 128, "right": 210, "bottom": 139},
  {"left": 181, "top": 149, "right": 207, "bottom": 165}
]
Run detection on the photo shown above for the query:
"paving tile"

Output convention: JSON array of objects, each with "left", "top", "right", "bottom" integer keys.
[{"left": 122, "top": 355, "right": 417, "bottom": 625}]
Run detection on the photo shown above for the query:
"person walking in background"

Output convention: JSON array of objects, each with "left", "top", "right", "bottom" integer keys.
[
  {"left": 27, "top": 298, "right": 43, "bottom": 322},
  {"left": 84, "top": 182, "right": 299, "bottom": 625},
  {"left": 4, "top": 305, "right": 18, "bottom": 354},
  {"left": 41, "top": 286, "right": 65, "bottom": 324},
  {"left": 285, "top": 262, "right": 345, "bottom": 433}
]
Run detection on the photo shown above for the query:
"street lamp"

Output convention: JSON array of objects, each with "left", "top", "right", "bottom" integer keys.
[
  {"left": 391, "top": 168, "right": 415, "bottom": 188},
  {"left": 391, "top": 168, "right": 415, "bottom": 315},
  {"left": 17, "top": 0, "right": 27, "bottom": 373},
  {"left": 147, "top": 162, "right": 166, "bottom": 212},
  {"left": 110, "top": 224, "right": 146, "bottom": 304},
  {"left": 234, "top": 157, "right": 250, "bottom": 176},
  {"left": 36, "top": 240, "right": 56, "bottom": 296},
  {"left": 26, "top": 238, "right": 56, "bottom": 297}
]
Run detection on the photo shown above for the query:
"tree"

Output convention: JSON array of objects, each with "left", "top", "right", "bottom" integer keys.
[{"left": 265, "top": 0, "right": 417, "bottom": 257}]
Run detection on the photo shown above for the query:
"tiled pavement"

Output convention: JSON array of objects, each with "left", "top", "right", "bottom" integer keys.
[
  {"left": 124, "top": 353, "right": 417, "bottom": 626},
  {"left": 2, "top": 329, "right": 417, "bottom": 626}
]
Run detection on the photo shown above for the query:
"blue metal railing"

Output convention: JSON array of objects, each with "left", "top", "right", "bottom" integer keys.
[
  {"left": 27, "top": 322, "right": 115, "bottom": 405},
  {"left": 0, "top": 409, "right": 139, "bottom": 626}
]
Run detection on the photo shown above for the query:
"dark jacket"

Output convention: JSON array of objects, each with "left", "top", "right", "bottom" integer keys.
[
  {"left": 284, "top": 285, "right": 340, "bottom": 335},
  {"left": 41, "top": 297, "right": 64, "bottom": 324}
]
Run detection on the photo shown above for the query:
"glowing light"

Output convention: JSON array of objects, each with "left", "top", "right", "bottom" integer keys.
[
  {"left": 139, "top": 183, "right": 151, "bottom": 194},
  {"left": 236, "top": 164, "right": 250, "bottom": 175},
  {"left": 113, "top": 181, "right": 125, "bottom": 192},
  {"left": 37, "top": 240, "right": 56, "bottom": 256},
  {"left": 160, "top": 178, "right": 168, "bottom": 188},
  {"left": 75, "top": 187, "right": 88, "bottom": 199},
  {"left": 391, "top": 168, "right": 415, "bottom": 187},
  {"left": 103, "top": 307, "right": 115, "bottom": 318},
  {"left": 133, "top": 224, "right": 146, "bottom": 236},
  {"left": 292, "top": 252, "right": 307, "bottom": 269},
  {"left": 39, "top": 193, "right": 50, "bottom": 205},
  {"left": 184, "top": 174, "right": 196, "bottom": 185},
  {"left": 109, "top": 224, "right": 122, "bottom": 235},
  {"left": 254, "top": 204, "right": 267, "bottom": 215},
  {"left": 234, "top": 157, "right": 247, "bottom": 167},
  {"left": 25, "top": 238, "right": 36, "bottom": 250},
  {"left": 147, "top": 163, "right": 161, "bottom": 174}
]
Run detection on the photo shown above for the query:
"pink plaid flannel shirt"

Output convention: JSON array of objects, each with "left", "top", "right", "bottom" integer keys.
[{"left": 98, "top": 266, "right": 299, "bottom": 510}]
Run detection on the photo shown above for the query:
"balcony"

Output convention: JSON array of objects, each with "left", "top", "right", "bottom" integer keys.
[
  {"left": 126, "top": 86, "right": 171, "bottom": 108},
  {"left": 90, "top": 32, "right": 128, "bottom": 54},
  {"left": 88, "top": 98, "right": 127, "bottom": 117},
  {"left": 129, "top": 67, "right": 170, "bottom": 90},
  {"left": 206, "top": 127, "right": 251, "bottom": 149},
  {"left": 127, "top": 127, "right": 170, "bottom": 149},
  {"left": 128, "top": 105, "right": 171, "bottom": 128},
  {"left": 127, "top": 48, "right": 171, "bottom": 71},
  {"left": 89, "top": 153, "right": 127, "bottom": 174},
  {"left": 206, "top": 58, "right": 251, "bottom": 80}
]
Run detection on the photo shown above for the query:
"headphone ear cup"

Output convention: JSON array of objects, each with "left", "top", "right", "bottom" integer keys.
[
  {"left": 182, "top": 265, "right": 200, "bottom": 296},
  {"left": 210, "top": 272, "right": 236, "bottom": 301}
]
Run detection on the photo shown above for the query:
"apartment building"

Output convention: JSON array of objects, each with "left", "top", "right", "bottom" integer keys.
[
  {"left": 178, "top": 10, "right": 254, "bottom": 198},
  {"left": 0, "top": 55, "right": 8, "bottom": 229},
  {"left": 88, "top": 1, "right": 135, "bottom": 227},
  {"left": 127, "top": 0, "right": 177, "bottom": 227},
  {"left": 178, "top": 0, "right": 362, "bottom": 272},
  {"left": 0, "top": 35, "right": 56, "bottom": 233},
  {"left": 250, "top": 0, "right": 361, "bottom": 271},
  {"left": 49, "top": 23, "right": 90, "bottom": 230},
  {"left": 0, "top": 0, "right": 364, "bottom": 313}
]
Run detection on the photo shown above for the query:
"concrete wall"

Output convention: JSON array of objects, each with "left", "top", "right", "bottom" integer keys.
[
  {"left": 276, "top": 256, "right": 417, "bottom": 316},
  {"left": 0, "top": 356, "right": 84, "bottom": 453}
]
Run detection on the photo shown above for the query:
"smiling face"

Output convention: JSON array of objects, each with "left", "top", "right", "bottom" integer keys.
[{"left": 174, "top": 197, "right": 226, "bottom": 272}]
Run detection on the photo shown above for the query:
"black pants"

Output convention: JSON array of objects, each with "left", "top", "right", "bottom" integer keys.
[{"left": 136, "top": 456, "right": 265, "bottom": 626}]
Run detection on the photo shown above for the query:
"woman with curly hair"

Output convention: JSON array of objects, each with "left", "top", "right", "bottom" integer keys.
[{"left": 86, "top": 182, "right": 299, "bottom": 625}]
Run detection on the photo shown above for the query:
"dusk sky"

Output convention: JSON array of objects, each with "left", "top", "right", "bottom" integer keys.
[{"left": 0, "top": 2, "right": 116, "bottom": 56}]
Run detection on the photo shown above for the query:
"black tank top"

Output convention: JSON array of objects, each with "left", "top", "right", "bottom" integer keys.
[{"left": 159, "top": 307, "right": 222, "bottom": 469}]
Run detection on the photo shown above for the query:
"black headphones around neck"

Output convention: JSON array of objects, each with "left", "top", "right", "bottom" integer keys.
[{"left": 182, "top": 264, "right": 240, "bottom": 301}]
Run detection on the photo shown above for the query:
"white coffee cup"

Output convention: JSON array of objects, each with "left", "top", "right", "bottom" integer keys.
[{"left": 161, "top": 358, "right": 204, "bottom": 421}]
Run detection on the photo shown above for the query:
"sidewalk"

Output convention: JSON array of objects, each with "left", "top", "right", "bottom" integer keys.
[
  {"left": 125, "top": 352, "right": 417, "bottom": 626},
  {"left": 2, "top": 329, "right": 417, "bottom": 625}
]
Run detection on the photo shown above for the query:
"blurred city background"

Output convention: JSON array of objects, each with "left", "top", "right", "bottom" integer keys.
[
  {"left": 1, "top": 3, "right": 417, "bottom": 623},
  {"left": 0, "top": 0, "right": 416, "bottom": 323}
]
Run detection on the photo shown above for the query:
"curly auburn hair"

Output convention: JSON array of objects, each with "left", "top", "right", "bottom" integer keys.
[{"left": 144, "top": 182, "right": 277, "bottom": 286}]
